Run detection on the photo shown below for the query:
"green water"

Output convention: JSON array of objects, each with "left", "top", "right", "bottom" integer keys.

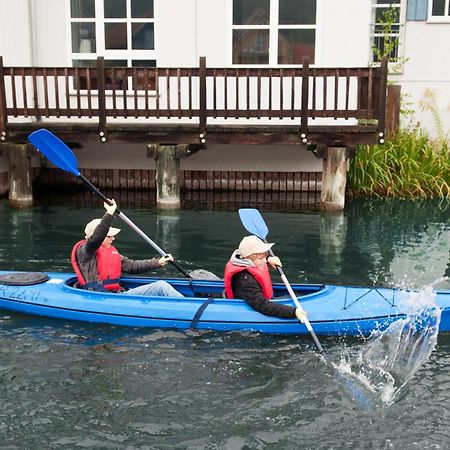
[{"left": 1, "top": 195, "right": 450, "bottom": 448}]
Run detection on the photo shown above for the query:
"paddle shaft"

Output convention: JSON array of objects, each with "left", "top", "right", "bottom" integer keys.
[
  {"left": 79, "top": 174, "right": 192, "bottom": 279},
  {"left": 267, "top": 247, "right": 324, "bottom": 353}
]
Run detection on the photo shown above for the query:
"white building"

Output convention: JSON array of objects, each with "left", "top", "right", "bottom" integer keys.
[
  {"left": 0, "top": 0, "right": 448, "bottom": 201},
  {"left": 1, "top": 0, "right": 448, "bottom": 135}
]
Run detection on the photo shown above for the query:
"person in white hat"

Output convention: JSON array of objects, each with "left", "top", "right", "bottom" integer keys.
[
  {"left": 223, "top": 235, "right": 307, "bottom": 322},
  {"left": 71, "top": 199, "right": 183, "bottom": 297}
]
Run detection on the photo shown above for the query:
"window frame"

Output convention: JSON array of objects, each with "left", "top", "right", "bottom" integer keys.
[
  {"left": 231, "top": 0, "right": 319, "bottom": 67},
  {"left": 67, "top": 0, "right": 157, "bottom": 93},
  {"left": 427, "top": 0, "right": 450, "bottom": 23},
  {"left": 369, "top": 0, "right": 406, "bottom": 71}
]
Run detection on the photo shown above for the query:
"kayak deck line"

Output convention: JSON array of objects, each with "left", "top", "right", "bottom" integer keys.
[{"left": 343, "top": 287, "right": 397, "bottom": 309}]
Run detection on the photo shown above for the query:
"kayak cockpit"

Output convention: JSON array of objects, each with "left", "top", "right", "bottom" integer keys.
[{"left": 64, "top": 275, "right": 326, "bottom": 300}]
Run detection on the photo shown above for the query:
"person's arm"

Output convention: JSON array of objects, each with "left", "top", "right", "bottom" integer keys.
[
  {"left": 121, "top": 254, "right": 174, "bottom": 274},
  {"left": 232, "top": 271, "right": 296, "bottom": 319},
  {"left": 83, "top": 213, "right": 114, "bottom": 255},
  {"left": 121, "top": 256, "right": 161, "bottom": 273}
]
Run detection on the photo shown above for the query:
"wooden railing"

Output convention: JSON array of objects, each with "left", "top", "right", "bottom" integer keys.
[{"left": 0, "top": 56, "right": 388, "bottom": 143}]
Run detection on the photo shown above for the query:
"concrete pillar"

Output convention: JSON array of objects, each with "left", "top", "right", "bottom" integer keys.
[
  {"left": 155, "top": 145, "right": 180, "bottom": 209},
  {"left": 8, "top": 143, "right": 33, "bottom": 208},
  {"left": 320, "top": 146, "right": 347, "bottom": 211}
]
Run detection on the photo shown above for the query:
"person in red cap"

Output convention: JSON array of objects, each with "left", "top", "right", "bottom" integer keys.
[
  {"left": 224, "top": 235, "right": 307, "bottom": 322},
  {"left": 71, "top": 199, "right": 183, "bottom": 297}
]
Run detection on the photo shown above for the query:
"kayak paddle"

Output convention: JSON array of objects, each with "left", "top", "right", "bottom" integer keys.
[
  {"left": 238, "top": 207, "right": 324, "bottom": 353},
  {"left": 28, "top": 128, "right": 192, "bottom": 279},
  {"left": 238, "top": 209, "right": 375, "bottom": 407}
]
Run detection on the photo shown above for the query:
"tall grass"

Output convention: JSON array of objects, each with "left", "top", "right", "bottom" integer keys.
[{"left": 347, "top": 128, "right": 450, "bottom": 198}]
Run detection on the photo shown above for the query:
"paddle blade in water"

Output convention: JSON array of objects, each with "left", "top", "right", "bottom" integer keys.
[
  {"left": 238, "top": 208, "right": 269, "bottom": 240},
  {"left": 28, "top": 129, "right": 80, "bottom": 177}
]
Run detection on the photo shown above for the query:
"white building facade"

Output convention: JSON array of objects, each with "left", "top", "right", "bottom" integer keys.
[
  {"left": 0, "top": 0, "right": 448, "bottom": 184},
  {"left": 1, "top": 0, "right": 448, "bottom": 137}
]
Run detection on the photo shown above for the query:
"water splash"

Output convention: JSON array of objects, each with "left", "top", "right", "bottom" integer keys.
[{"left": 336, "top": 280, "right": 442, "bottom": 406}]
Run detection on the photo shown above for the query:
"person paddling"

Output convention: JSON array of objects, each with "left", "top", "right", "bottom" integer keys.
[
  {"left": 71, "top": 199, "right": 183, "bottom": 297},
  {"left": 224, "top": 235, "right": 307, "bottom": 322}
]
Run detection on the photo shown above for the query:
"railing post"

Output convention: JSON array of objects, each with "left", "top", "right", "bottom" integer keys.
[
  {"left": 0, "top": 57, "right": 7, "bottom": 141},
  {"left": 97, "top": 56, "right": 107, "bottom": 142},
  {"left": 386, "top": 84, "right": 401, "bottom": 139},
  {"left": 300, "top": 56, "right": 310, "bottom": 143},
  {"left": 199, "top": 56, "right": 207, "bottom": 144},
  {"left": 32, "top": 67, "right": 40, "bottom": 120},
  {"left": 377, "top": 56, "right": 388, "bottom": 144}
]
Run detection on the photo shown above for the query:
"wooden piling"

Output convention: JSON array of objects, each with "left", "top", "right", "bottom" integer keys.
[
  {"left": 7, "top": 143, "right": 33, "bottom": 208},
  {"left": 320, "top": 146, "right": 347, "bottom": 211},
  {"left": 155, "top": 145, "right": 180, "bottom": 209}
]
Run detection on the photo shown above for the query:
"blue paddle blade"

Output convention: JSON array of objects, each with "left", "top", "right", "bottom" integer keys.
[
  {"left": 238, "top": 208, "right": 269, "bottom": 239},
  {"left": 28, "top": 129, "right": 80, "bottom": 177}
]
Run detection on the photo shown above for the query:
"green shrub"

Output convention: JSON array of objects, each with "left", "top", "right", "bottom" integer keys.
[{"left": 347, "top": 129, "right": 450, "bottom": 198}]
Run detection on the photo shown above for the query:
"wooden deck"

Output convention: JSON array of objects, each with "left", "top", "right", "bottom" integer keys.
[{"left": 0, "top": 56, "right": 388, "bottom": 147}]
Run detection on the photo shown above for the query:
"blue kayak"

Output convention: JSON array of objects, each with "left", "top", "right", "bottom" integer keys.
[{"left": 0, "top": 271, "right": 449, "bottom": 336}]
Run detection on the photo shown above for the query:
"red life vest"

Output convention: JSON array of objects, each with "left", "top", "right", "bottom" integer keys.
[
  {"left": 71, "top": 240, "right": 122, "bottom": 292},
  {"left": 224, "top": 260, "right": 273, "bottom": 300}
]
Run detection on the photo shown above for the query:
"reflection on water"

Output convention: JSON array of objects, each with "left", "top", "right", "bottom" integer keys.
[{"left": 2, "top": 195, "right": 450, "bottom": 287}]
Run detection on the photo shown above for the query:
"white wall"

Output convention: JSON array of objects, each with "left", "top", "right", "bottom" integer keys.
[
  {"left": 393, "top": 21, "right": 450, "bottom": 138},
  {"left": 157, "top": 0, "right": 198, "bottom": 66},
  {"left": 70, "top": 143, "right": 322, "bottom": 172},
  {"left": 195, "top": 0, "right": 230, "bottom": 67},
  {"left": 157, "top": 0, "right": 230, "bottom": 67},
  {"left": 320, "top": 0, "right": 372, "bottom": 67},
  {"left": 180, "top": 144, "right": 322, "bottom": 172},
  {"left": 0, "top": 0, "right": 67, "bottom": 66},
  {"left": 32, "top": 0, "right": 68, "bottom": 66},
  {"left": 0, "top": 0, "right": 32, "bottom": 65},
  {"left": 72, "top": 143, "right": 152, "bottom": 170}
]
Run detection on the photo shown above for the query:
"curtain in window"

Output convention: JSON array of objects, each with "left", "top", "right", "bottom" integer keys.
[{"left": 406, "top": 0, "right": 429, "bottom": 20}]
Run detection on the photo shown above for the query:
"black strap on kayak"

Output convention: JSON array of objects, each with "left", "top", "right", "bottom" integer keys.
[
  {"left": 81, "top": 278, "right": 121, "bottom": 292},
  {"left": 190, "top": 296, "right": 215, "bottom": 329}
]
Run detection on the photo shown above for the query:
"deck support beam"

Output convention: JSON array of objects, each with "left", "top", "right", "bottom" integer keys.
[
  {"left": 154, "top": 145, "right": 181, "bottom": 209},
  {"left": 320, "top": 146, "right": 347, "bottom": 211},
  {"left": 7, "top": 143, "right": 33, "bottom": 208}
]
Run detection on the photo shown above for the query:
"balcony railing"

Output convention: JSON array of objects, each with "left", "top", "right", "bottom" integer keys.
[{"left": 0, "top": 56, "right": 388, "bottom": 144}]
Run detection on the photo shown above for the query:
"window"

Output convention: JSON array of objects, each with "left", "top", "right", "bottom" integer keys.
[
  {"left": 69, "top": 0, "right": 156, "bottom": 88},
  {"left": 232, "top": 0, "right": 317, "bottom": 65},
  {"left": 430, "top": 0, "right": 450, "bottom": 18},
  {"left": 370, "top": 1, "right": 403, "bottom": 63}
]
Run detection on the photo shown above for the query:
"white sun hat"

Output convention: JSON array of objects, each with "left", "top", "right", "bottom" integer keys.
[
  {"left": 84, "top": 218, "right": 121, "bottom": 239},
  {"left": 238, "top": 235, "right": 274, "bottom": 258}
]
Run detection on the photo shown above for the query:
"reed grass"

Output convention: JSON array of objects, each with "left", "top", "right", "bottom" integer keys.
[{"left": 347, "top": 128, "right": 450, "bottom": 198}]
